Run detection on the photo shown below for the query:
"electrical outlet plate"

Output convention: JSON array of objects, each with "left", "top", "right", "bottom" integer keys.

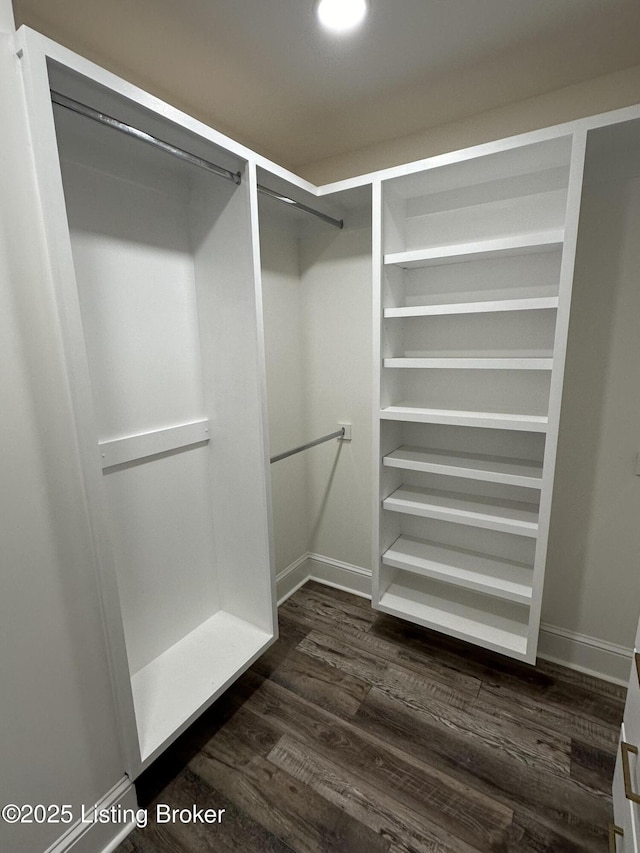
[{"left": 338, "top": 422, "right": 352, "bottom": 441}]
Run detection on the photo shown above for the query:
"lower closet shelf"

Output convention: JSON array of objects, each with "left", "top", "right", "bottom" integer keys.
[
  {"left": 377, "top": 573, "right": 529, "bottom": 657},
  {"left": 383, "top": 485, "right": 539, "bottom": 536},
  {"left": 131, "top": 612, "right": 273, "bottom": 765},
  {"left": 383, "top": 535, "right": 533, "bottom": 604}
]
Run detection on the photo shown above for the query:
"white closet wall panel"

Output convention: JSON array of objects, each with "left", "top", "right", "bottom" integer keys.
[
  {"left": 104, "top": 446, "right": 219, "bottom": 675},
  {"left": 61, "top": 158, "right": 205, "bottom": 439}
]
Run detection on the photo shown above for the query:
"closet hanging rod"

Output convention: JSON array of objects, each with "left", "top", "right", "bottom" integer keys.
[
  {"left": 257, "top": 183, "right": 343, "bottom": 230},
  {"left": 270, "top": 427, "right": 345, "bottom": 464},
  {"left": 49, "top": 91, "right": 242, "bottom": 185}
]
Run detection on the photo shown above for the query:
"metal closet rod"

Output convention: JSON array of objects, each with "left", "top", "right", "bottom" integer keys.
[
  {"left": 256, "top": 184, "right": 343, "bottom": 230},
  {"left": 50, "top": 90, "right": 242, "bottom": 185},
  {"left": 270, "top": 427, "right": 345, "bottom": 464},
  {"left": 50, "top": 91, "right": 344, "bottom": 228}
]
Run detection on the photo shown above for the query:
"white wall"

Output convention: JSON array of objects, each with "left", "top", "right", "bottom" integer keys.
[
  {"left": 0, "top": 23, "right": 127, "bottom": 853},
  {"left": 544, "top": 148, "right": 640, "bottom": 651},
  {"left": 299, "top": 220, "right": 372, "bottom": 571},
  {"left": 260, "top": 213, "right": 310, "bottom": 575},
  {"left": 1, "top": 0, "right": 12, "bottom": 30}
]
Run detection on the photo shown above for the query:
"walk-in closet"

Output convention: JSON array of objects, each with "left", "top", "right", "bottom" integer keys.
[{"left": 2, "top": 2, "right": 640, "bottom": 852}]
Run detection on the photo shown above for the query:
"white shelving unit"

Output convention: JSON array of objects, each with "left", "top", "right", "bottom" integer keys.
[
  {"left": 373, "top": 133, "right": 587, "bottom": 662},
  {"left": 18, "top": 32, "right": 277, "bottom": 777}
]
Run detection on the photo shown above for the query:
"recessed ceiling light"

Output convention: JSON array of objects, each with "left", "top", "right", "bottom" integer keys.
[{"left": 315, "top": 0, "right": 369, "bottom": 33}]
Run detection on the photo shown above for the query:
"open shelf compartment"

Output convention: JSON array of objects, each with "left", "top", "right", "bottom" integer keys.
[
  {"left": 47, "top": 63, "right": 277, "bottom": 776},
  {"left": 131, "top": 611, "right": 272, "bottom": 764},
  {"left": 383, "top": 445, "right": 543, "bottom": 488},
  {"left": 383, "top": 484, "right": 539, "bottom": 536},
  {"left": 377, "top": 571, "right": 530, "bottom": 658},
  {"left": 382, "top": 535, "right": 533, "bottom": 605}
]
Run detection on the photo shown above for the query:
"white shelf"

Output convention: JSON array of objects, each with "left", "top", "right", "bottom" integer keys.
[
  {"left": 377, "top": 573, "right": 529, "bottom": 657},
  {"left": 383, "top": 535, "right": 533, "bottom": 605},
  {"left": 384, "top": 296, "right": 559, "bottom": 318},
  {"left": 384, "top": 231, "right": 565, "bottom": 269},
  {"left": 131, "top": 612, "right": 272, "bottom": 765},
  {"left": 383, "top": 485, "right": 539, "bottom": 536},
  {"left": 383, "top": 445, "right": 543, "bottom": 488},
  {"left": 384, "top": 354, "right": 553, "bottom": 370},
  {"left": 380, "top": 405, "right": 549, "bottom": 432}
]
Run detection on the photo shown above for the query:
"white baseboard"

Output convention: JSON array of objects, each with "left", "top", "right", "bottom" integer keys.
[
  {"left": 44, "top": 776, "right": 138, "bottom": 853},
  {"left": 277, "top": 552, "right": 372, "bottom": 605},
  {"left": 538, "top": 622, "right": 632, "bottom": 686},
  {"left": 307, "top": 553, "right": 372, "bottom": 598},
  {"left": 276, "top": 552, "right": 312, "bottom": 605},
  {"left": 277, "top": 555, "right": 630, "bottom": 685}
]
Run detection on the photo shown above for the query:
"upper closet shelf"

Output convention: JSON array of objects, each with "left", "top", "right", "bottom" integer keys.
[
  {"left": 383, "top": 356, "right": 553, "bottom": 370},
  {"left": 380, "top": 406, "right": 549, "bottom": 432},
  {"left": 384, "top": 231, "right": 564, "bottom": 269},
  {"left": 383, "top": 296, "right": 560, "bottom": 318}
]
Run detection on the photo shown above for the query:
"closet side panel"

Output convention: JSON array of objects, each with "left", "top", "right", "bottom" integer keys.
[{"left": 190, "top": 170, "right": 275, "bottom": 631}]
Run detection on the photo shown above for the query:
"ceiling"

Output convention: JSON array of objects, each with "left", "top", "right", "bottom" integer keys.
[{"left": 12, "top": 0, "right": 640, "bottom": 173}]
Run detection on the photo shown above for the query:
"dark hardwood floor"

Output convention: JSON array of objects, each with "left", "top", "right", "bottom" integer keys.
[{"left": 119, "top": 581, "right": 625, "bottom": 852}]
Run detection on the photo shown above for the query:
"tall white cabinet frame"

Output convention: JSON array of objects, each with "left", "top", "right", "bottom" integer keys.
[
  {"left": 372, "top": 130, "right": 587, "bottom": 663},
  {"left": 16, "top": 29, "right": 281, "bottom": 777}
]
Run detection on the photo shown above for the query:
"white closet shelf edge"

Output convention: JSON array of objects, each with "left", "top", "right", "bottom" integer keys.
[
  {"left": 383, "top": 296, "right": 560, "bottom": 318},
  {"left": 383, "top": 356, "right": 553, "bottom": 370},
  {"left": 382, "top": 535, "right": 534, "bottom": 605},
  {"left": 382, "top": 445, "right": 543, "bottom": 488},
  {"left": 376, "top": 580, "right": 529, "bottom": 657},
  {"left": 380, "top": 406, "right": 549, "bottom": 432},
  {"left": 382, "top": 485, "right": 540, "bottom": 537},
  {"left": 384, "top": 231, "right": 565, "bottom": 269}
]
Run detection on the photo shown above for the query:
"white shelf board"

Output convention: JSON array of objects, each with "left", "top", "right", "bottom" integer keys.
[
  {"left": 384, "top": 355, "right": 553, "bottom": 370},
  {"left": 380, "top": 405, "right": 549, "bottom": 432},
  {"left": 377, "top": 574, "right": 529, "bottom": 658},
  {"left": 383, "top": 535, "right": 533, "bottom": 605},
  {"left": 383, "top": 485, "right": 539, "bottom": 537},
  {"left": 383, "top": 445, "right": 543, "bottom": 488},
  {"left": 384, "top": 296, "right": 559, "bottom": 318},
  {"left": 131, "top": 611, "right": 273, "bottom": 766},
  {"left": 384, "top": 231, "right": 564, "bottom": 269}
]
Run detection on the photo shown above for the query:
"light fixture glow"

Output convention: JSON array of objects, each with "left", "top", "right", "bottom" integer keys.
[{"left": 315, "top": 0, "right": 369, "bottom": 33}]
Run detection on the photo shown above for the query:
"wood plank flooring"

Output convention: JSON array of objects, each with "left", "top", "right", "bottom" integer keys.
[{"left": 119, "top": 582, "right": 626, "bottom": 853}]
